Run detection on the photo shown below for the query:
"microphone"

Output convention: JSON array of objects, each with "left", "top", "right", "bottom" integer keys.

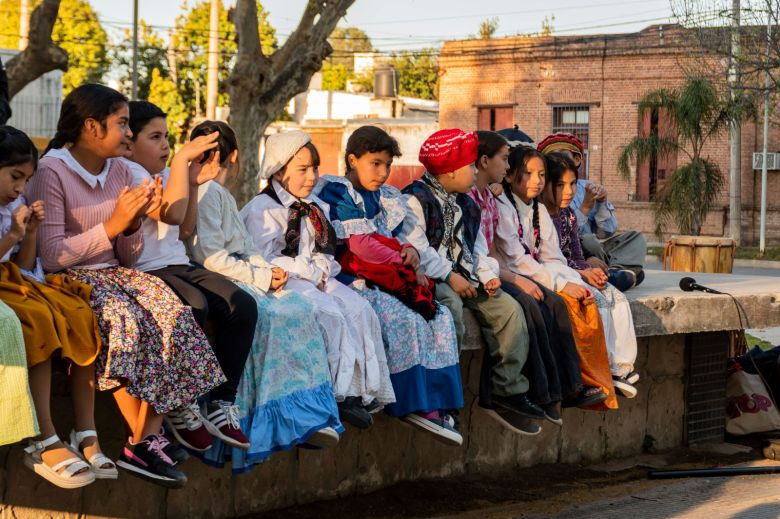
[{"left": 679, "top": 277, "right": 724, "bottom": 295}]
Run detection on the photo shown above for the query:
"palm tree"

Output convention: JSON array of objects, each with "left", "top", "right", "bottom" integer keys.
[{"left": 617, "top": 77, "right": 753, "bottom": 237}]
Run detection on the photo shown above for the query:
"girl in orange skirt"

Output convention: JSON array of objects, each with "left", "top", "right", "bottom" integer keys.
[
  {"left": 494, "top": 145, "right": 617, "bottom": 411},
  {"left": 0, "top": 126, "right": 114, "bottom": 489}
]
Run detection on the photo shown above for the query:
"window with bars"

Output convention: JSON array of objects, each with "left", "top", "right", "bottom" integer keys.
[
  {"left": 477, "top": 106, "right": 513, "bottom": 131},
  {"left": 552, "top": 105, "right": 590, "bottom": 148},
  {"left": 552, "top": 105, "right": 590, "bottom": 177}
]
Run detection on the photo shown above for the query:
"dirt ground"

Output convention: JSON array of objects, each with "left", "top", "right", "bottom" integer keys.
[{"left": 245, "top": 447, "right": 761, "bottom": 519}]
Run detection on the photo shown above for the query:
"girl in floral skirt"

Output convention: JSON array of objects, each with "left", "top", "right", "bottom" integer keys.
[{"left": 26, "top": 84, "right": 224, "bottom": 489}]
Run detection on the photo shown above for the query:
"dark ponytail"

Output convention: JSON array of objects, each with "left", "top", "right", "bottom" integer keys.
[
  {"left": 190, "top": 120, "right": 238, "bottom": 166},
  {"left": 0, "top": 125, "right": 38, "bottom": 170},
  {"left": 475, "top": 130, "right": 508, "bottom": 166},
  {"left": 45, "top": 83, "right": 128, "bottom": 154},
  {"left": 506, "top": 145, "right": 545, "bottom": 253}
]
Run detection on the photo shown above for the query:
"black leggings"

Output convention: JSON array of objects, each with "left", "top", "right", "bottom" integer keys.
[
  {"left": 501, "top": 280, "right": 584, "bottom": 404},
  {"left": 148, "top": 264, "right": 257, "bottom": 403}
]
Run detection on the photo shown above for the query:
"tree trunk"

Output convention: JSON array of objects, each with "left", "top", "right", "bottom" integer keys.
[
  {"left": 228, "top": 0, "right": 355, "bottom": 208},
  {"left": 6, "top": 0, "right": 67, "bottom": 98}
]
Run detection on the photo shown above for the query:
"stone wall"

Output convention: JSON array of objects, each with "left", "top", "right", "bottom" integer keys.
[{"left": 0, "top": 334, "right": 685, "bottom": 519}]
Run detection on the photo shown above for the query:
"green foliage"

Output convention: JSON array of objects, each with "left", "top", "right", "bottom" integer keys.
[
  {"left": 321, "top": 63, "right": 348, "bottom": 91},
  {"left": 147, "top": 67, "right": 187, "bottom": 145},
  {"left": 113, "top": 20, "right": 168, "bottom": 100},
  {"left": 388, "top": 49, "right": 439, "bottom": 100},
  {"left": 173, "top": 0, "right": 277, "bottom": 114},
  {"left": 327, "top": 26, "right": 373, "bottom": 71},
  {"left": 479, "top": 17, "right": 499, "bottom": 39},
  {"left": 0, "top": 0, "right": 109, "bottom": 95},
  {"left": 617, "top": 77, "right": 754, "bottom": 236}
]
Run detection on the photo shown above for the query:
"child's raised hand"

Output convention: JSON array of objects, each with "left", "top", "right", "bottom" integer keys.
[
  {"left": 484, "top": 277, "right": 500, "bottom": 297},
  {"left": 9, "top": 204, "right": 31, "bottom": 239},
  {"left": 191, "top": 150, "right": 221, "bottom": 186},
  {"left": 176, "top": 132, "right": 220, "bottom": 165},
  {"left": 449, "top": 272, "right": 477, "bottom": 299},
  {"left": 144, "top": 176, "right": 164, "bottom": 216},
  {"left": 270, "top": 267, "right": 288, "bottom": 291},
  {"left": 488, "top": 183, "right": 504, "bottom": 198},
  {"left": 105, "top": 181, "right": 152, "bottom": 238},
  {"left": 26, "top": 200, "right": 45, "bottom": 232}
]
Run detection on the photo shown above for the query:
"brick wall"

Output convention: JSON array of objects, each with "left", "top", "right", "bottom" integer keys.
[{"left": 439, "top": 25, "right": 780, "bottom": 245}]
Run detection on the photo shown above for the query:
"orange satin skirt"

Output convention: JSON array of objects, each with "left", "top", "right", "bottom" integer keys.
[{"left": 557, "top": 292, "right": 618, "bottom": 410}]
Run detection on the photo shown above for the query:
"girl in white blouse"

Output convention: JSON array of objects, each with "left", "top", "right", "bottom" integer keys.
[{"left": 241, "top": 131, "right": 395, "bottom": 429}]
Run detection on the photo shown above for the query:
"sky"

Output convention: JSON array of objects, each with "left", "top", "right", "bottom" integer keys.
[{"left": 88, "top": 0, "right": 678, "bottom": 51}]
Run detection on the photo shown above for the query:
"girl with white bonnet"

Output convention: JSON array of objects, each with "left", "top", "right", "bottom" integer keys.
[{"left": 241, "top": 130, "right": 395, "bottom": 429}]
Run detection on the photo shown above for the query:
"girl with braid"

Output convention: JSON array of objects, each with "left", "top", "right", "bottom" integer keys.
[
  {"left": 468, "top": 131, "right": 582, "bottom": 425},
  {"left": 541, "top": 152, "right": 639, "bottom": 398},
  {"left": 493, "top": 145, "right": 617, "bottom": 410}
]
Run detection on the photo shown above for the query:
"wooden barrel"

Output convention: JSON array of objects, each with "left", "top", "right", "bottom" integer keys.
[{"left": 662, "top": 235, "right": 736, "bottom": 273}]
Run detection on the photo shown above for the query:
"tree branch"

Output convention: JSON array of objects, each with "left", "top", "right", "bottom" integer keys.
[{"left": 6, "top": 0, "right": 67, "bottom": 98}]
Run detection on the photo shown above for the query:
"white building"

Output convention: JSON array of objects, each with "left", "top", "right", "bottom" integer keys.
[{"left": 0, "top": 49, "right": 63, "bottom": 141}]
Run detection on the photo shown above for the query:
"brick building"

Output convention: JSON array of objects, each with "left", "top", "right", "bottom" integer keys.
[{"left": 438, "top": 25, "right": 780, "bottom": 245}]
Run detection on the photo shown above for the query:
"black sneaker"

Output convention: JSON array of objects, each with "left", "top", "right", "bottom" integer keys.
[
  {"left": 482, "top": 407, "right": 542, "bottom": 436},
  {"left": 492, "top": 394, "right": 546, "bottom": 420},
  {"left": 363, "top": 399, "right": 384, "bottom": 414},
  {"left": 542, "top": 401, "right": 563, "bottom": 426},
  {"left": 116, "top": 435, "right": 187, "bottom": 489},
  {"left": 158, "top": 429, "right": 189, "bottom": 464},
  {"left": 608, "top": 269, "right": 636, "bottom": 292},
  {"left": 338, "top": 397, "right": 373, "bottom": 429}
]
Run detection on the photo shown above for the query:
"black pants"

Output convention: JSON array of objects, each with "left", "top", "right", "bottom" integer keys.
[
  {"left": 501, "top": 280, "right": 583, "bottom": 404},
  {"left": 148, "top": 264, "right": 257, "bottom": 403}
]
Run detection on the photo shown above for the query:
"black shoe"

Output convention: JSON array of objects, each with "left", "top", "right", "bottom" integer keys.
[
  {"left": 338, "top": 397, "right": 373, "bottom": 429},
  {"left": 482, "top": 407, "right": 542, "bottom": 436},
  {"left": 163, "top": 442, "right": 190, "bottom": 464},
  {"left": 116, "top": 435, "right": 188, "bottom": 489},
  {"left": 542, "top": 401, "right": 563, "bottom": 426},
  {"left": 608, "top": 269, "right": 636, "bottom": 292},
  {"left": 635, "top": 270, "right": 645, "bottom": 287},
  {"left": 363, "top": 399, "right": 384, "bottom": 414},
  {"left": 563, "top": 386, "right": 608, "bottom": 408},
  {"left": 492, "top": 394, "right": 545, "bottom": 420}
]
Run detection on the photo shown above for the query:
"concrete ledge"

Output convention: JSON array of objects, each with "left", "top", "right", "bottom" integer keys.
[{"left": 627, "top": 271, "right": 780, "bottom": 337}]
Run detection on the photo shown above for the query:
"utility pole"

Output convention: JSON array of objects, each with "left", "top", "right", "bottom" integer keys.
[
  {"left": 206, "top": 0, "right": 219, "bottom": 120},
  {"left": 760, "top": 18, "right": 773, "bottom": 254},
  {"left": 728, "top": 0, "right": 742, "bottom": 245},
  {"left": 19, "top": 0, "right": 30, "bottom": 50},
  {"left": 131, "top": 0, "right": 139, "bottom": 100}
]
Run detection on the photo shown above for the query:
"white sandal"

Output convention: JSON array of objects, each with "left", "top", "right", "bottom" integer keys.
[
  {"left": 23, "top": 434, "right": 95, "bottom": 489},
  {"left": 69, "top": 429, "right": 118, "bottom": 479}
]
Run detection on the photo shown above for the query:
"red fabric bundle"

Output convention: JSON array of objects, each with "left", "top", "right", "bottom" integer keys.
[{"left": 339, "top": 233, "right": 438, "bottom": 321}]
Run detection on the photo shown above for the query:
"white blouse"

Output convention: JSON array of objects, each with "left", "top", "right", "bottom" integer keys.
[{"left": 240, "top": 178, "right": 339, "bottom": 286}]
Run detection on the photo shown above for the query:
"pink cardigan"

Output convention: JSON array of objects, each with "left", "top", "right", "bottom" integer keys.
[{"left": 25, "top": 155, "right": 144, "bottom": 272}]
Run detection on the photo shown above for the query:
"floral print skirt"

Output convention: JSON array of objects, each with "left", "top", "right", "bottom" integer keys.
[
  {"left": 67, "top": 266, "right": 224, "bottom": 414},
  {"left": 352, "top": 283, "right": 463, "bottom": 417}
]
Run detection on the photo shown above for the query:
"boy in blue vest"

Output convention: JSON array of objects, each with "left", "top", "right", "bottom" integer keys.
[{"left": 402, "top": 128, "right": 544, "bottom": 436}]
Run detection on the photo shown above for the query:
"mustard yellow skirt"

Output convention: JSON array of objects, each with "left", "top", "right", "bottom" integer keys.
[{"left": 0, "top": 262, "right": 100, "bottom": 368}]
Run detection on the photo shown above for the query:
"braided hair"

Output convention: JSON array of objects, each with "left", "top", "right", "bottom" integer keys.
[
  {"left": 45, "top": 84, "right": 128, "bottom": 154},
  {"left": 505, "top": 145, "right": 545, "bottom": 258}
]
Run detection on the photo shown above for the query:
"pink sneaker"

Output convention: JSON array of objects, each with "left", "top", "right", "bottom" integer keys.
[
  {"left": 164, "top": 403, "right": 213, "bottom": 451},
  {"left": 204, "top": 401, "right": 250, "bottom": 450}
]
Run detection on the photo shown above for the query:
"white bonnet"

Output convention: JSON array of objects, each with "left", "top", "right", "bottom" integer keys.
[{"left": 259, "top": 130, "right": 312, "bottom": 180}]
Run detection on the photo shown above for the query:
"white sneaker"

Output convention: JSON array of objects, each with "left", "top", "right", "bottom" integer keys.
[
  {"left": 403, "top": 412, "right": 463, "bottom": 446},
  {"left": 307, "top": 426, "right": 340, "bottom": 449}
]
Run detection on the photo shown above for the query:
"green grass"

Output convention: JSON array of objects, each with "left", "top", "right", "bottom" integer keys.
[{"left": 746, "top": 333, "right": 776, "bottom": 351}]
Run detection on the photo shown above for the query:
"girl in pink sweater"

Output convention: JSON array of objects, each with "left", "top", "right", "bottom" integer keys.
[{"left": 26, "top": 84, "right": 224, "bottom": 489}]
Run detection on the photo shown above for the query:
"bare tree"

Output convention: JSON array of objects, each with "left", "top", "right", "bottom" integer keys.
[
  {"left": 6, "top": 0, "right": 67, "bottom": 98},
  {"left": 228, "top": 0, "right": 356, "bottom": 206}
]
